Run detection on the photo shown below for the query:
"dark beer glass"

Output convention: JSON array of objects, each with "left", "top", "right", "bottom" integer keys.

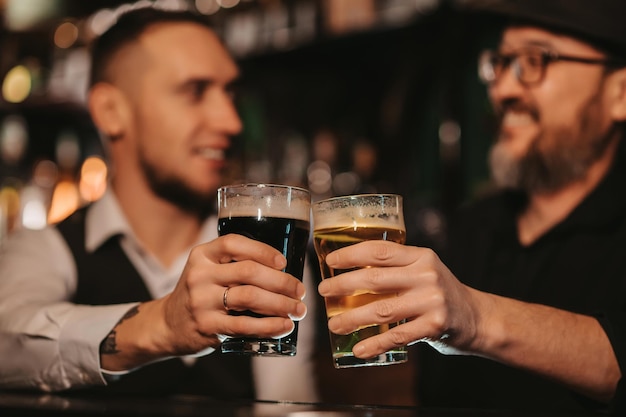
[{"left": 217, "top": 183, "right": 311, "bottom": 356}]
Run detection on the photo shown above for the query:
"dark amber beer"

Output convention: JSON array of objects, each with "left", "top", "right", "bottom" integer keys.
[
  {"left": 217, "top": 184, "right": 310, "bottom": 356},
  {"left": 312, "top": 194, "right": 408, "bottom": 368}
]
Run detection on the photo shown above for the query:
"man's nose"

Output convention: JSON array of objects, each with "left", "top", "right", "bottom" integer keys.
[
  {"left": 205, "top": 91, "right": 243, "bottom": 135},
  {"left": 488, "top": 64, "right": 526, "bottom": 104}
]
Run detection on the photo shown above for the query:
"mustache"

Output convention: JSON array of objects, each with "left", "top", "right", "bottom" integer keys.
[{"left": 494, "top": 99, "right": 540, "bottom": 123}]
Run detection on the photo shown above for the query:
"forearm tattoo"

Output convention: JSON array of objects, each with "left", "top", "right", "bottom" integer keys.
[{"left": 100, "top": 305, "right": 140, "bottom": 355}]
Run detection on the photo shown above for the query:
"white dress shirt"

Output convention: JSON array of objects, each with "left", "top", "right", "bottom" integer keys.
[{"left": 0, "top": 190, "right": 318, "bottom": 402}]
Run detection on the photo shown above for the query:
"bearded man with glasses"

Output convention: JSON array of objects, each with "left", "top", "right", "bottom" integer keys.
[{"left": 316, "top": 0, "right": 626, "bottom": 413}]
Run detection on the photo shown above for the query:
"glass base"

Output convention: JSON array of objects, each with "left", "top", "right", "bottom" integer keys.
[
  {"left": 333, "top": 350, "right": 407, "bottom": 368},
  {"left": 221, "top": 338, "right": 296, "bottom": 356}
]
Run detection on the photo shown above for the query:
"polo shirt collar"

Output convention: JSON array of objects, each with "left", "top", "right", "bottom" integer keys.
[{"left": 558, "top": 143, "right": 626, "bottom": 232}]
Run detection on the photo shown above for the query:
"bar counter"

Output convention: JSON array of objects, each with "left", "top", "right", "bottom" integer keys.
[{"left": 0, "top": 391, "right": 607, "bottom": 417}]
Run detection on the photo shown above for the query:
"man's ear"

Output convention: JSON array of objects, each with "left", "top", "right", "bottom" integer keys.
[
  {"left": 88, "top": 82, "right": 130, "bottom": 139},
  {"left": 609, "top": 68, "right": 626, "bottom": 122}
]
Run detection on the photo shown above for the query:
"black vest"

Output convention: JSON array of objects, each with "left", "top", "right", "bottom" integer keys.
[{"left": 57, "top": 207, "right": 254, "bottom": 399}]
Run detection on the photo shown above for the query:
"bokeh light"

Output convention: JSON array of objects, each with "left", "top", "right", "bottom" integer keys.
[
  {"left": 196, "top": 0, "right": 220, "bottom": 15},
  {"left": 54, "top": 21, "right": 79, "bottom": 49},
  {"left": 79, "top": 156, "right": 108, "bottom": 202},
  {"left": 48, "top": 180, "right": 80, "bottom": 224},
  {"left": 2, "top": 65, "right": 32, "bottom": 103}
]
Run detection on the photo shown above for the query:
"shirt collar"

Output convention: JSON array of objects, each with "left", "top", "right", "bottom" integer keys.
[
  {"left": 84, "top": 189, "right": 219, "bottom": 253},
  {"left": 85, "top": 189, "right": 134, "bottom": 253},
  {"left": 559, "top": 142, "right": 626, "bottom": 231}
]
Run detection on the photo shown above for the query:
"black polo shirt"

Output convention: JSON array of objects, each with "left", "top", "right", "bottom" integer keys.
[{"left": 417, "top": 144, "right": 626, "bottom": 413}]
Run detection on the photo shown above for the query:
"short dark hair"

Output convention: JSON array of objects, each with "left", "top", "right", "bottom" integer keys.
[{"left": 88, "top": 7, "right": 213, "bottom": 87}]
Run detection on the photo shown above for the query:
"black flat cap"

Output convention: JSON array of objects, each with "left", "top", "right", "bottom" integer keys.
[{"left": 453, "top": 0, "right": 626, "bottom": 56}]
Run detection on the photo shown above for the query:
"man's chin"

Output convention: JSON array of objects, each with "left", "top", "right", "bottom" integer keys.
[
  {"left": 192, "top": 174, "right": 223, "bottom": 194},
  {"left": 202, "top": 170, "right": 227, "bottom": 190},
  {"left": 489, "top": 143, "right": 521, "bottom": 189}
]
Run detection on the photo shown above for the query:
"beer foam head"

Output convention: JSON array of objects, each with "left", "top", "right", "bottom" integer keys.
[
  {"left": 218, "top": 183, "right": 310, "bottom": 221},
  {"left": 312, "top": 194, "right": 405, "bottom": 230}
]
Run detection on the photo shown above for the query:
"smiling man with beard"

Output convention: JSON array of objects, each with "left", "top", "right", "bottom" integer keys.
[
  {"left": 0, "top": 6, "right": 317, "bottom": 403},
  {"left": 315, "top": 0, "right": 626, "bottom": 413}
]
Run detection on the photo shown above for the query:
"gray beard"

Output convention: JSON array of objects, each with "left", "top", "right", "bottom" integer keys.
[
  {"left": 489, "top": 96, "right": 616, "bottom": 194},
  {"left": 489, "top": 130, "right": 615, "bottom": 194},
  {"left": 488, "top": 134, "right": 601, "bottom": 193}
]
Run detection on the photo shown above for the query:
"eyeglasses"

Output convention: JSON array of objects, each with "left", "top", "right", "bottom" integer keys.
[{"left": 478, "top": 48, "right": 626, "bottom": 86}]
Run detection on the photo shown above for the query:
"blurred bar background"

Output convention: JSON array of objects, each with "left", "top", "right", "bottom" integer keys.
[{"left": 0, "top": 0, "right": 500, "bottom": 255}]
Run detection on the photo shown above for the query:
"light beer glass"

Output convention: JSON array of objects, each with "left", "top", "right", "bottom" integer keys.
[
  {"left": 312, "top": 194, "right": 408, "bottom": 368},
  {"left": 217, "top": 183, "right": 311, "bottom": 356}
]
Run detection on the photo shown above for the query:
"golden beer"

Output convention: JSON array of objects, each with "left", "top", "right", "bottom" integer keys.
[{"left": 312, "top": 194, "right": 408, "bottom": 368}]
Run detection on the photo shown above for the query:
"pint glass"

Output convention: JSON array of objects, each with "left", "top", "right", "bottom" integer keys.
[
  {"left": 217, "top": 183, "right": 311, "bottom": 356},
  {"left": 312, "top": 194, "right": 408, "bottom": 368}
]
